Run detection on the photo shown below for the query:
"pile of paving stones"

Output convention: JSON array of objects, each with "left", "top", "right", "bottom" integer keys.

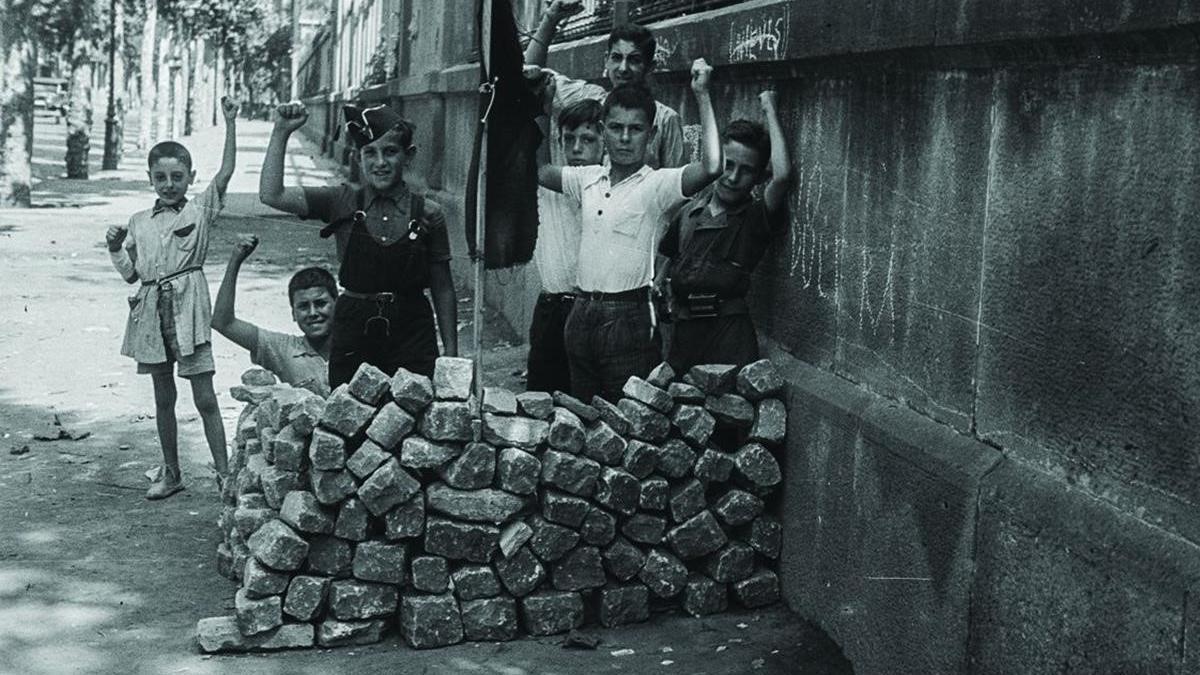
[{"left": 197, "top": 356, "right": 786, "bottom": 653}]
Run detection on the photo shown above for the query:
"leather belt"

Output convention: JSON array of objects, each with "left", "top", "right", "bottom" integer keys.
[
  {"left": 142, "top": 265, "right": 202, "bottom": 287},
  {"left": 675, "top": 293, "right": 749, "bottom": 320},
  {"left": 539, "top": 292, "right": 577, "bottom": 303},
  {"left": 574, "top": 287, "right": 650, "bottom": 302}
]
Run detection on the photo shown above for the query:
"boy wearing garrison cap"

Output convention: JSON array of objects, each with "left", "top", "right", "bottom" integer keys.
[{"left": 259, "top": 102, "right": 458, "bottom": 387}]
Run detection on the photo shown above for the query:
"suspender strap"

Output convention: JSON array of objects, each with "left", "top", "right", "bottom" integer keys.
[{"left": 319, "top": 189, "right": 367, "bottom": 239}]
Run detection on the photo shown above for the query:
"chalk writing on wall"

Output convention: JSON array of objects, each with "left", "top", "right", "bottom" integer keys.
[
  {"left": 788, "top": 163, "right": 838, "bottom": 301},
  {"left": 728, "top": 6, "right": 789, "bottom": 63}
]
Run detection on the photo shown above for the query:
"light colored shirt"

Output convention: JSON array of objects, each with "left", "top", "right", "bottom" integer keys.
[
  {"left": 113, "top": 181, "right": 223, "bottom": 364},
  {"left": 561, "top": 164, "right": 686, "bottom": 293},
  {"left": 252, "top": 329, "right": 330, "bottom": 397}
]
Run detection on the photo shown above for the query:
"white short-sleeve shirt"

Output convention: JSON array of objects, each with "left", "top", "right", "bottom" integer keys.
[{"left": 561, "top": 165, "right": 686, "bottom": 293}]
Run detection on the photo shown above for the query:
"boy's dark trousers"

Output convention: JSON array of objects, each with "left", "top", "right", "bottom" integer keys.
[
  {"left": 563, "top": 289, "right": 661, "bottom": 403},
  {"left": 526, "top": 292, "right": 575, "bottom": 393},
  {"left": 328, "top": 291, "right": 438, "bottom": 387}
]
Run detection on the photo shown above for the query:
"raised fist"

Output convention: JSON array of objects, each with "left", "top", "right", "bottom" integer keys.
[
  {"left": 106, "top": 225, "right": 128, "bottom": 252},
  {"left": 221, "top": 96, "right": 240, "bottom": 121},
  {"left": 690, "top": 58, "right": 713, "bottom": 95},
  {"left": 274, "top": 101, "right": 308, "bottom": 133},
  {"left": 231, "top": 234, "right": 259, "bottom": 263}
]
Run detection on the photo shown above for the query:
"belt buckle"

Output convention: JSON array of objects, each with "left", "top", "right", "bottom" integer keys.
[
  {"left": 685, "top": 293, "right": 719, "bottom": 319},
  {"left": 376, "top": 292, "right": 395, "bottom": 303}
]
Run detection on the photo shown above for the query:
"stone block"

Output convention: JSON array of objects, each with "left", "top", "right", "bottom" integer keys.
[
  {"left": 516, "top": 391, "right": 555, "bottom": 419},
  {"left": 319, "top": 384, "right": 377, "bottom": 437},
  {"left": 420, "top": 401, "right": 475, "bottom": 442},
  {"left": 384, "top": 494, "right": 426, "bottom": 540},
  {"left": 520, "top": 591, "right": 584, "bottom": 636},
  {"left": 736, "top": 359, "right": 784, "bottom": 400},
  {"left": 580, "top": 507, "right": 617, "bottom": 547},
  {"left": 670, "top": 479, "right": 707, "bottom": 523},
  {"left": 622, "top": 440, "right": 657, "bottom": 479},
  {"left": 237, "top": 455, "right": 266, "bottom": 495},
  {"left": 599, "top": 584, "right": 650, "bottom": 627},
  {"left": 260, "top": 467, "right": 303, "bottom": 510},
  {"left": 646, "top": 362, "right": 675, "bottom": 388},
  {"left": 259, "top": 427, "right": 277, "bottom": 461},
  {"left": 366, "top": 402, "right": 416, "bottom": 450},
  {"left": 345, "top": 440, "right": 390, "bottom": 479},
  {"left": 305, "top": 535, "right": 353, "bottom": 577},
  {"left": 494, "top": 545, "right": 546, "bottom": 597},
  {"left": 352, "top": 541, "right": 408, "bottom": 584},
  {"left": 235, "top": 588, "right": 282, "bottom": 635},
  {"left": 656, "top": 439, "right": 697, "bottom": 479},
  {"left": 542, "top": 491, "right": 591, "bottom": 527},
  {"left": 316, "top": 619, "right": 386, "bottom": 647},
  {"left": 540, "top": 449, "right": 601, "bottom": 496},
  {"left": 482, "top": 413, "right": 549, "bottom": 448},
  {"left": 279, "top": 490, "right": 334, "bottom": 535},
  {"left": 639, "top": 477, "right": 669, "bottom": 511},
  {"left": 334, "top": 498, "right": 370, "bottom": 541},
  {"left": 283, "top": 575, "right": 330, "bottom": 622},
  {"left": 248, "top": 519, "right": 308, "bottom": 571},
  {"left": 592, "top": 396, "right": 632, "bottom": 435},
  {"left": 483, "top": 386, "right": 519, "bottom": 415},
  {"left": 411, "top": 555, "right": 450, "bottom": 593},
  {"left": 196, "top": 616, "right": 313, "bottom": 653},
  {"left": 358, "top": 458, "right": 421, "bottom": 515},
  {"left": 594, "top": 467, "right": 640, "bottom": 516},
  {"left": 749, "top": 398, "right": 787, "bottom": 445},
  {"left": 461, "top": 597, "right": 519, "bottom": 641},
  {"left": 548, "top": 407, "right": 586, "bottom": 453},
  {"left": 683, "top": 575, "right": 728, "bottom": 617},
  {"left": 748, "top": 516, "right": 781, "bottom": 559},
  {"left": 400, "top": 593, "right": 464, "bottom": 649},
  {"left": 270, "top": 424, "right": 307, "bottom": 472},
  {"left": 287, "top": 395, "right": 326, "bottom": 437},
  {"left": 390, "top": 367, "right": 434, "bottom": 414},
  {"left": 529, "top": 516, "right": 580, "bottom": 562},
  {"left": 623, "top": 376, "right": 674, "bottom": 413},
  {"left": 231, "top": 385, "right": 274, "bottom": 405},
  {"left": 257, "top": 398, "right": 284, "bottom": 434},
  {"left": 668, "top": 381, "right": 706, "bottom": 403},
  {"left": 309, "top": 428, "right": 347, "bottom": 471},
  {"left": 688, "top": 364, "right": 738, "bottom": 394},
  {"left": 732, "top": 569, "right": 780, "bottom": 608},
  {"left": 238, "top": 492, "right": 269, "bottom": 510},
  {"left": 714, "top": 489, "right": 765, "bottom": 526},
  {"left": 310, "top": 469, "right": 357, "bottom": 505},
  {"left": 348, "top": 362, "right": 391, "bottom": 405},
  {"left": 426, "top": 483, "right": 527, "bottom": 524},
  {"left": 583, "top": 421, "right": 627, "bottom": 466},
  {"left": 706, "top": 394, "right": 755, "bottom": 428},
  {"left": 452, "top": 565, "right": 501, "bottom": 600},
  {"left": 424, "top": 517, "right": 500, "bottom": 563},
  {"left": 602, "top": 537, "right": 646, "bottom": 581},
  {"left": 693, "top": 448, "right": 735, "bottom": 484},
  {"left": 328, "top": 580, "right": 398, "bottom": 620},
  {"left": 672, "top": 404, "right": 716, "bottom": 448},
  {"left": 622, "top": 514, "right": 667, "bottom": 545},
  {"left": 551, "top": 546, "right": 605, "bottom": 591},
  {"left": 243, "top": 558, "right": 291, "bottom": 599},
  {"left": 433, "top": 356, "right": 475, "bottom": 401},
  {"left": 706, "top": 542, "right": 755, "bottom": 582},
  {"left": 638, "top": 548, "right": 688, "bottom": 598},
  {"left": 440, "top": 442, "right": 496, "bottom": 489},
  {"left": 242, "top": 368, "right": 278, "bottom": 386},
  {"left": 733, "top": 443, "right": 782, "bottom": 488},
  {"left": 496, "top": 447, "right": 541, "bottom": 495},
  {"left": 666, "top": 510, "right": 728, "bottom": 560},
  {"left": 500, "top": 521, "right": 534, "bottom": 558},
  {"left": 216, "top": 543, "right": 235, "bottom": 580},
  {"left": 400, "top": 436, "right": 463, "bottom": 470},
  {"left": 552, "top": 391, "right": 600, "bottom": 423},
  {"left": 234, "top": 506, "right": 274, "bottom": 539}
]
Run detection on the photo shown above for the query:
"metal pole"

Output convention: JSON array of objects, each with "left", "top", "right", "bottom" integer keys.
[
  {"left": 102, "top": 0, "right": 118, "bottom": 169},
  {"left": 472, "top": 0, "right": 492, "bottom": 409}
]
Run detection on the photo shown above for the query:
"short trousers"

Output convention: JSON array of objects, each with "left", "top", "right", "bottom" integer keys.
[{"left": 136, "top": 285, "right": 215, "bottom": 378}]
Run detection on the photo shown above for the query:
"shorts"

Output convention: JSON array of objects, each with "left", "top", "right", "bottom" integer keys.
[{"left": 137, "top": 342, "right": 215, "bottom": 378}]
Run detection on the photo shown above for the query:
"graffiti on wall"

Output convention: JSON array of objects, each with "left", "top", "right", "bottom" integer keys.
[{"left": 728, "top": 5, "right": 790, "bottom": 63}]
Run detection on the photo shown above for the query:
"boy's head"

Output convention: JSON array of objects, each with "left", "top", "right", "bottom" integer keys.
[
  {"left": 605, "top": 23, "right": 656, "bottom": 88},
  {"left": 344, "top": 104, "right": 417, "bottom": 193},
  {"left": 146, "top": 141, "right": 196, "bottom": 205},
  {"left": 287, "top": 267, "right": 337, "bottom": 340},
  {"left": 601, "top": 84, "right": 656, "bottom": 169},
  {"left": 715, "top": 119, "right": 771, "bottom": 205},
  {"left": 558, "top": 99, "right": 604, "bottom": 166}
]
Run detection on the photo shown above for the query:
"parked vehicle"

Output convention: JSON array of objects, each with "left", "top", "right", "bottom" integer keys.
[{"left": 33, "top": 77, "right": 68, "bottom": 124}]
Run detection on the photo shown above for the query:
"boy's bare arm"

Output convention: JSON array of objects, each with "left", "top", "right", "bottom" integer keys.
[
  {"left": 680, "top": 58, "right": 722, "bottom": 197},
  {"left": 524, "top": 1, "right": 583, "bottom": 67},
  {"left": 211, "top": 235, "right": 262, "bottom": 352},
  {"left": 535, "top": 76, "right": 566, "bottom": 193},
  {"left": 429, "top": 262, "right": 459, "bottom": 357},
  {"left": 212, "top": 97, "right": 239, "bottom": 198},
  {"left": 760, "top": 91, "right": 793, "bottom": 214},
  {"left": 259, "top": 102, "right": 311, "bottom": 216},
  {"left": 106, "top": 224, "right": 138, "bottom": 283}
]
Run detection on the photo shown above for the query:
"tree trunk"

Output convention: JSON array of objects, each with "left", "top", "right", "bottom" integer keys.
[
  {"left": 156, "top": 23, "right": 171, "bottom": 141},
  {"left": 65, "top": 45, "right": 94, "bottom": 179},
  {"left": 185, "top": 37, "right": 201, "bottom": 135},
  {"left": 172, "top": 26, "right": 187, "bottom": 138},
  {"left": 137, "top": 0, "right": 156, "bottom": 149},
  {"left": 0, "top": 0, "right": 34, "bottom": 207},
  {"left": 102, "top": 0, "right": 125, "bottom": 170}
]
